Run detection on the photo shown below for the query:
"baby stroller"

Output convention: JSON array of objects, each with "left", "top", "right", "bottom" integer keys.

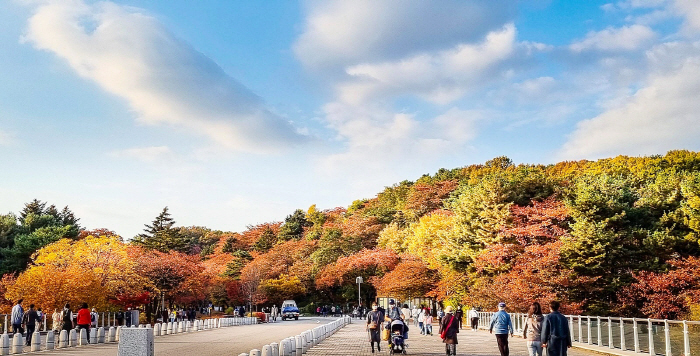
[{"left": 389, "top": 319, "right": 408, "bottom": 354}]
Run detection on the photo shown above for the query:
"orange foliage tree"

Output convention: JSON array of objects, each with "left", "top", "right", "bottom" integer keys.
[
  {"left": 315, "top": 248, "right": 400, "bottom": 289},
  {"left": 464, "top": 198, "right": 590, "bottom": 313},
  {"left": 404, "top": 180, "right": 459, "bottom": 219},
  {"left": 373, "top": 255, "right": 435, "bottom": 301},
  {"left": 3, "top": 236, "right": 149, "bottom": 311}
]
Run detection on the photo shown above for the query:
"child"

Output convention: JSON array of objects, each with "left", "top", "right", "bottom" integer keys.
[{"left": 424, "top": 313, "right": 434, "bottom": 335}]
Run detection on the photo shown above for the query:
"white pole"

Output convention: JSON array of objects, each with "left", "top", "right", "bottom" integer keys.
[
  {"left": 620, "top": 318, "right": 626, "bottom": 351},
  {"left": 608, "top": 317, "right": 614, "bottom": 349},
  {"left": 597, "top": 316, "right": 603, "bottom": 347},
  {"left": 633, "top": 318, "right": 640, "bottom": 353},
  {"left": 683, "top": 321, "right": 690, "bottom": 356},
  {"left": 648, "top": 319, "right": 655, "bottom": 356},
  {"left": 664, "top": 320, "right": 672, "bottom": 356}
]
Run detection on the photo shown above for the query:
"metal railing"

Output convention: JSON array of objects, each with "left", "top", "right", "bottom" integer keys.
[{"left": 477, "top": 312, "right": 700, "bottom": 356}]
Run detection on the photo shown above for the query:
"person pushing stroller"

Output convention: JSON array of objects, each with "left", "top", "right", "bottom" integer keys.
[{"left": 385, "top": 300, "right": 409, "bottom": 354}]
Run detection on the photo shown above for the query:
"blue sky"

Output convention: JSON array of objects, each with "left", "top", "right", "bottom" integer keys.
[{"left": 1, "top": 0, "right": 700, "bottom": 238}]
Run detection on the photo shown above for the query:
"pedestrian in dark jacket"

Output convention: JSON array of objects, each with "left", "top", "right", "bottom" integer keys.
[
  {"left": 24, "top": 304, "right": 41, "bottom": 346},
  {"left": 366, "top": 303, "right": 383, "bottom": 353},
  {"left": 541, "top": 301, "right": 572, "bottom": 356},
  {"left": 439, "top": 306, "right": 459, "bottom": 356}
]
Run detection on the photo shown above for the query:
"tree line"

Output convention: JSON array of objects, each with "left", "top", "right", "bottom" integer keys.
[{"left": 2, "top": 150, "right": 700, "bottom": 320}]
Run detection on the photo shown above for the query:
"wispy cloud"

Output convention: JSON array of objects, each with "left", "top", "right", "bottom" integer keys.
[
  {"left": 23, "top": 0, "right": 307, "bottom": 153},
  {"left": 569, "top": 25, "right": 656, "bottom": 52}
]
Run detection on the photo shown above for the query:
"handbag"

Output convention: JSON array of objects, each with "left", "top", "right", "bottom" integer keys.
[
  {"left": 368, "top": 311, "right": 378, "bottom": 329},
  {"left": 381, "top": 328, "right": 390, "bottom": 341},
  {"left": 441, "top": 315, "right": 455, "bottom": 340}
]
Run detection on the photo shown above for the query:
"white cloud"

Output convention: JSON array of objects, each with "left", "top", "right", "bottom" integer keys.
[
  {"left": 109, "top": 146, "right": 173, "bottom": 163},
  {"left": 339, "top": 24, "right": 517, "bottom": 105},
  {"left": 293, "top": 0, "right": 516, "bottom": 72},
  {"left": 23, "top": 0, "right": 306, "bottom": 153},
  {"left": 570, "top": 25, "right": 656, "bottom": 52},
  {"left": 674, "top": 0, "right": 700, "bottom": 30},
  {"left": 560, "top": 56, "right": 700, "bottom": 159}
]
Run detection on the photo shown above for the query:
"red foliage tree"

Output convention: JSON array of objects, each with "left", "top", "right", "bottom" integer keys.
[
  {"left": 315, "top": 248, "right": 399, "bottom": 289},
  {"left": 617, "top": 257, "right": 700, "bottom": 319},
  {"left": 405, "top": 180, "right": 459, "bottom": 218}
]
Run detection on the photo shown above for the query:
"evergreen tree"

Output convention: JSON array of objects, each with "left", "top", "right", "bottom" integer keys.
[
  {"left": 278, "top": 209, "right": 309, "bottom": 241},
  {"left": 252, "top": 226, "right": 277, "bottom": 252},
  {"left": 132, "top": 207, "right": 187, "bottom": 253}
]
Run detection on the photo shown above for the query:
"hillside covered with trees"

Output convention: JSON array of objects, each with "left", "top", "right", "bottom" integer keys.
[{"left": 3, "top": 150, "right": 700, "bottom": 320}]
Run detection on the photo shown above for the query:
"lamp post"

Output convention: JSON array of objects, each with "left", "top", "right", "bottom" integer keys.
[{"left": 356, "top": 276, "right": 363, "bottom": 308}]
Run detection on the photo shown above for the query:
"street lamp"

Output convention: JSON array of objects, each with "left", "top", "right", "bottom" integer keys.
[{"left": 356, "top": 276, "right": 363, "bottom": 308}]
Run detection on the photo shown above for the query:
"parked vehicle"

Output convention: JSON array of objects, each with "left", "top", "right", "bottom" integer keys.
[{"left": 281, "top": 300, "right": 300, "bottom": 321}]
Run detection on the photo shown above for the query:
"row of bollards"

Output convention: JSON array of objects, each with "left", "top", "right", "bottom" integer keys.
[
  {"left": 0, "top": 316, "right": 256, "bottom": 355},
  {"left": 239, "top": 316, "right": 352, "bottom": 356}
]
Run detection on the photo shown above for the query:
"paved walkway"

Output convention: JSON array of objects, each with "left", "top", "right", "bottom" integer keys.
[
  {"left": 306, "top": 321, "right": 602, "bottom": 356},
  {"left": 15, "top": 318, "right": 326, "bottom": 356}
]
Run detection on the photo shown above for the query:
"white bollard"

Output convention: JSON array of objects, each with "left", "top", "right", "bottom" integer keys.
[
  {"left": 98, "top": 327, "right": 105, "bottom": 343},
  {"left": 11, "top": 333, "right": 22, "bottom": 354},
  {"left": 270, "top": 342, "right": 279, "bottom": 356},
  {"left": 279, "top": 339, "right": 290, "bottom": 356},
  {"left": 249, "top": 349, "right": 261, "bottom": 356},
  {"left": 109, "top": 327, "right": 116, "bottom": 342},
  {"left": 154, "top": 323, "right": 160, "bottom": 336},
  {"left": 90, "top": 328, "right": 97, "bottom": 344},
  {"left": 165, "top": 322, "right": 171, "bottom": 335},
  {"left": 261, "top": 345, "right": 272, "bottom": 356},
  {"left": 31, "top": 331, "right": 41, "bottom": 351},
  {"left": 295, "top": 335, "right": 303, "bottom": 355},
  {"left": 115, "top": 326, "right": 122, "bottom": 342},
  {"left": 194, "top": 321, "right": 199, "bottom": 332},
  {"left": 1, "top": 333, "right": 9, "bottom": 356},
  {"left": 290, "top": 337, "right": 297, "bottom": 356},
  {"left": 59, "top": 330, "right": 68, "bottom": 348},
  {"left": 79, "top": 328, "right": 88, "bottom": 345},
  {"left": 69, "top": 329, "right": 78, "bottom": 347},
  {"left": 46, "top": 331, "right": 55, "bottom": 350}
]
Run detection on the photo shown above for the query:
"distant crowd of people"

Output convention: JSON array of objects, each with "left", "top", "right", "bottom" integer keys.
[{"left": 362, "top": 299, "right": 571, "bottom": 356}]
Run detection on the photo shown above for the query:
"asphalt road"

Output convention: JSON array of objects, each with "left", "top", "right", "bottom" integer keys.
[{"left": 29, "top": 317, "right": 334, "bottom": 356}]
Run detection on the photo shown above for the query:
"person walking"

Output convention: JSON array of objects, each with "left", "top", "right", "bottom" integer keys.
[
  {"left": 425, "top": 312, "right": 434, "bottom": 336},
  {"left": 366, "top": 303, "right": 383, "bottom": 353},
  {"left": 541, "top": 301, "right": 572, "bottom": 356},
  {"left": 401, "top": 304, "right": 411, "bottom": 322},
  {"left": 412, "top": 306, "right": 420, "bottom": 327},
  {"left": 386, "top": 300, "right": 402, "bottom": 321},
  {"left": 77, "top": 303, "right": 91, "bottom": 343},
  {"left": 439, "top": 306, "right": 459, "bottom": 356},
  {"left": 469, "top": 307, "right": 479, "bottom": 331},
  {"left": 418, "top": 308, "right": 426, "bottom": 335},
  {"left": 455, "top": 307, "right": 464, "bottom": 329},
  {"left": 91, "top": 308, "right": 99, "bottom": 328},
  {"left": 523, "top": 302, "right": 544, "bottom": 356},
  {"left": 489, "top": 302, "right": 514, "bottom": 356},
  {"left": 61, "top": 304, "right": 74, "bottom": 332},
  {"left": 116, "top": 310, "right": 124, "bottom": 326},
  {"left": 11, "top": 299, "right": 24, "bottom": 335},
  {"left": 24, "top": 304, "right": 41, "bottom": 346},
  {"left": 52, "top": 308, "right": 62, "bottom": 332}
]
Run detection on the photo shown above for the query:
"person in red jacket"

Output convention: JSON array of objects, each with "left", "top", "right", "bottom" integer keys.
[{"left": 76, "top": 303, "right": 92, "bottom": 343}]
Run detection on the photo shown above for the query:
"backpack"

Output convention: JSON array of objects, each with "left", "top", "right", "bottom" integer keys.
[
  {"left": 61, "top": 309, "right": 72, "bottom": 329},
  {"left": 91, "top": 314, "right": 96, "bottom": 323}
]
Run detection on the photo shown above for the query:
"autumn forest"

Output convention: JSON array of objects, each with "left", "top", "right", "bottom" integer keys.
[{"left": 3, "top": 150, "right": 700, "bottom": 321}]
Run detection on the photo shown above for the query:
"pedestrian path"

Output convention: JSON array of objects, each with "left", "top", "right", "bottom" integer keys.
[{"left": 305, "top": 321, "right": 602, "bottom": 356}]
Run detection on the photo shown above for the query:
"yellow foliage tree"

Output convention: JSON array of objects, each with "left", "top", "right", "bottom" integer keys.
[{"left": 3, "top": 236, "right": 149, "bottom": 310}]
